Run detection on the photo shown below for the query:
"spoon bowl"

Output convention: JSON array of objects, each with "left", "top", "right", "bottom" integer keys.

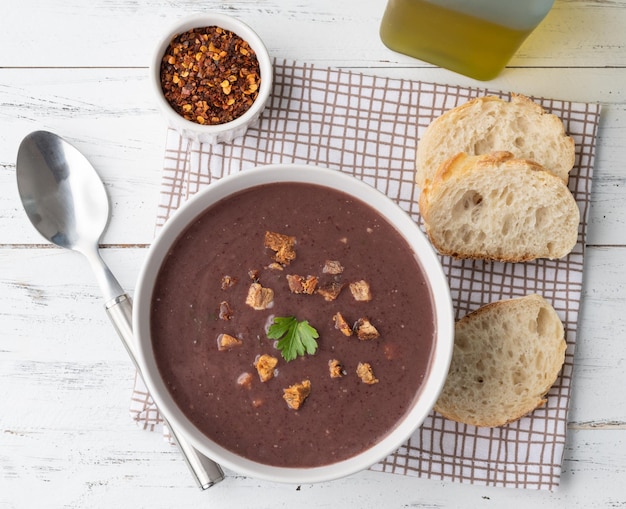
[{"left": 17, "top": 131, "right": 109, "bottom": 253}]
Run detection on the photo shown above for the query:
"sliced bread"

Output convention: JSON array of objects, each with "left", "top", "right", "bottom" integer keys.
[
  {"left": 415, "top": 94, "right": 575, "bottom": 188},
  {"left": 434, "top": 294, "right": 567, "bottom": 428},
  {"left": 418, "top": 151, "right": 580, "bottom": 262}
]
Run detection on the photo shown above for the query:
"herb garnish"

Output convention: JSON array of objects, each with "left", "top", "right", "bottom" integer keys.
[{"left": 267, "top": 316, "right": 319, "bottom": 362}]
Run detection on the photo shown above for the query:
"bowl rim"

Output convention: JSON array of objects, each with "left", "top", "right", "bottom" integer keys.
[
  {"left": 149, "top": 12, "right": 273, "bottom": 136},
  {"left": 133, "top": 164, "right": 454, "bottom": 484}
]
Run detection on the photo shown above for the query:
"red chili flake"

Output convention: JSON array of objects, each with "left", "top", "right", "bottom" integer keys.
[{"left": 160, "top": 26, "right": 261, "bottom": 125}]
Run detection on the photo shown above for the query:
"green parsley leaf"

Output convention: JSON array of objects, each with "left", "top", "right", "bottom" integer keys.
[{"left": 267, "top": 316, "right": 319, "bottom": 362}]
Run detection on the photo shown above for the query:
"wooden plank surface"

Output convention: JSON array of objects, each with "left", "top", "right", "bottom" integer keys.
[{"left": 2, "top": 0, "right": 626, "bottom": 507}]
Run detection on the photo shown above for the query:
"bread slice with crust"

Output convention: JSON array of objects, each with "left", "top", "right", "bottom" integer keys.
[
  {"left": 415, "top": 94, "right": 575, "bottom": 189},
  {"left": 418, "top": 151, "right": 579, "bottom": 262},
  {"left": 434, "top": 294, "right": 566, "bottom": 428}
]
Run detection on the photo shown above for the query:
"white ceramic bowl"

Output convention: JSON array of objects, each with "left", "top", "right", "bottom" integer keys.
[
  {"left": 133, "top": 165, "right": 454, "bottom": 484},
  {"left": 150, "top": 13, "right": 272, "bottom": 144}
]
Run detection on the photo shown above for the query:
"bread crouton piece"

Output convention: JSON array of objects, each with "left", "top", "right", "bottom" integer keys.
[
  {"left": 245, "top": 282, "right": 274, "bottom": 310},
  {"left": 221, "top": 275, "right": 237, "bottom": 290},
  {"left": 350, "top": 280, "right": 372, "bottom": 301},
  {"left": 333, "top": 312, "right": 353, "bottom": 336},
  {"left": 356, "top": 362, "right": 379, "bottom": 385},
  {"left": 264, "top": 231, "right": 296, "bottom": 266},
  {"left": 219, "top": 301, "right": 233, "bottom": 320},
  {"left": 328, "top": 359, "right": 344, "bottom": 378},
  {"left": 286, "top": 274, "right": 319, "bottom": 295},
  {"left": 237, "top": 372, "right": 253, "bottom": 389},
  {"left": 217, "top": 333, "right": 242, "bottom": 351},
  {"left": 283, "top": 379, "right": 312, "bottom": 410},
  {"left": 354, "top": 318, "right": 380, "bottom": 340},
  {"left": 317, "top": 281, "right": 345, "bottom": 302},
  {"left": 254, "top": 354, "right": 278, "bottom": 382},
  {"left": 323, "top": 260, "right": 344, "bottom": 275}
]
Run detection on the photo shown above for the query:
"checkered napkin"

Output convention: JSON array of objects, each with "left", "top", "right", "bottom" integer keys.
[{"left": 130, "top": 59, "right": 601, "bottom": 490}]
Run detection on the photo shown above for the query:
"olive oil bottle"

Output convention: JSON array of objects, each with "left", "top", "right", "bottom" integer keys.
[{"left": 380, "top": 0, "right": 554, "bottom": 81}]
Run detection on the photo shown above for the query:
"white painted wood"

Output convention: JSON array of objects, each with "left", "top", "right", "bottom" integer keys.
[
  {"left": 3, "top": 0, "right": 626, "bottom": 68},
  {"left": 1, "top": 0, "right": 626, "bottom": 507}
]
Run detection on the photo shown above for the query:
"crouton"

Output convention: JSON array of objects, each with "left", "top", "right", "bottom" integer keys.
[
  {"left": 264, "top": 231, "right": 296, "bottom": 266},
  {"left": 246, "top": 282, "right": 274, "bottom": 310},
  {"left": 329, "top": 359, "right": 344, "bottom": 378},
  {"left": 333, "top": 312, "right": 353, "bottom": 336},
  {"left": 317, "top": 281, "right": 345, "bottom": 302},
  {"left": 356, "top": 362, "right": 379, "bottom": 385},
  {"left": 237, "top": 372, "right": 253, "bottom": 389},
  {"left": 350, "top": 280, "right": 372, "bottom": 301},
  {"left": 221, "top": 275, "right": 237, "bottom": 290},
  {"left": 219, "top": 301, "right": 233, "bottom": 320},
  {"left": 286, "top": 274, "right": 319, "bottom": 294},
  {"left": 283, "top": 380, "right": 312, "bottom": 410},
  {"left": 323, "top": 260, "right": 344, "bottom": 275},
  {"left": 354, "top": 318, "right": 380, "bottom": 340},
  {"left": 254, "top": 354, "right": 278, "bottom": 382},
  {"left": 217, "top": 333, "right": 242, "bottom": 351}
]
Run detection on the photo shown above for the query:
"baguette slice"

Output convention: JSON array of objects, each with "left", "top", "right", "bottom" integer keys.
[
  {"left": 419, "top": 152, "right": 580, "bottom": 262},
  {"left": 434, "top": 294, "right": 566, "bottom": 427},
  {"left": 415, "top": 94, "right": 575, "bottom": 188}
]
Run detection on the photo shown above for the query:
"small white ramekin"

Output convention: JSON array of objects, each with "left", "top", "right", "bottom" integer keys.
[{"left": 150, "top": 13, "right": 273, "bottom": 144}]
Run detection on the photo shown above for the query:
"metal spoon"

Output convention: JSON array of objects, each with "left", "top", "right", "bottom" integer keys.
[{"left": 16, "top": 130, "right": 224, "bottom": 490}]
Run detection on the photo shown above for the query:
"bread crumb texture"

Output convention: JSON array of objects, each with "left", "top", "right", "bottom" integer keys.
[
  {"left": 419, "top": 152, "right": 579, "bottom": 262},
  {"left": 434, "top": 294, "right": 566, "bottom": 427}
]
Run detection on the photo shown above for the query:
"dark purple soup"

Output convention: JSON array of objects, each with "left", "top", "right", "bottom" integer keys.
[{"left": 150, "top": 181, "right": 435, "bottom": 468}]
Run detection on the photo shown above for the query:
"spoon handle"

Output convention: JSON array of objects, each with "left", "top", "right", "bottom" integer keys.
[{"left": 106, "top": 293, "right": 225, "bottom": 489}]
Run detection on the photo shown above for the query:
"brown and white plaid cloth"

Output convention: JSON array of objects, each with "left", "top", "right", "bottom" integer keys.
[{"left": 131, "top": 59, "right": 601, "bottom": 491}]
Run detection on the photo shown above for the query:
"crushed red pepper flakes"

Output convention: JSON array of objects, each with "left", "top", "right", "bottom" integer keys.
[{"left": 160, "top": 26, "right": 261, "bottom": 125}]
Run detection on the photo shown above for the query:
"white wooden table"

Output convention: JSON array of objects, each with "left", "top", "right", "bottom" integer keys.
[{"left": 2, "top": 1, "right": 625, "bottom": 507}]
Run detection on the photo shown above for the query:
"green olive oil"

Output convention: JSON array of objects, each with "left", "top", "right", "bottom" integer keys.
[{"left": 380, "top": 0, "right": 550, "bottom": 81}]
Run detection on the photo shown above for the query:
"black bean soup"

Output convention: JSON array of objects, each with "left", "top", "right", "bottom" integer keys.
[{"left": 150, "top": 181, "right": 436, "bottom": 468}]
